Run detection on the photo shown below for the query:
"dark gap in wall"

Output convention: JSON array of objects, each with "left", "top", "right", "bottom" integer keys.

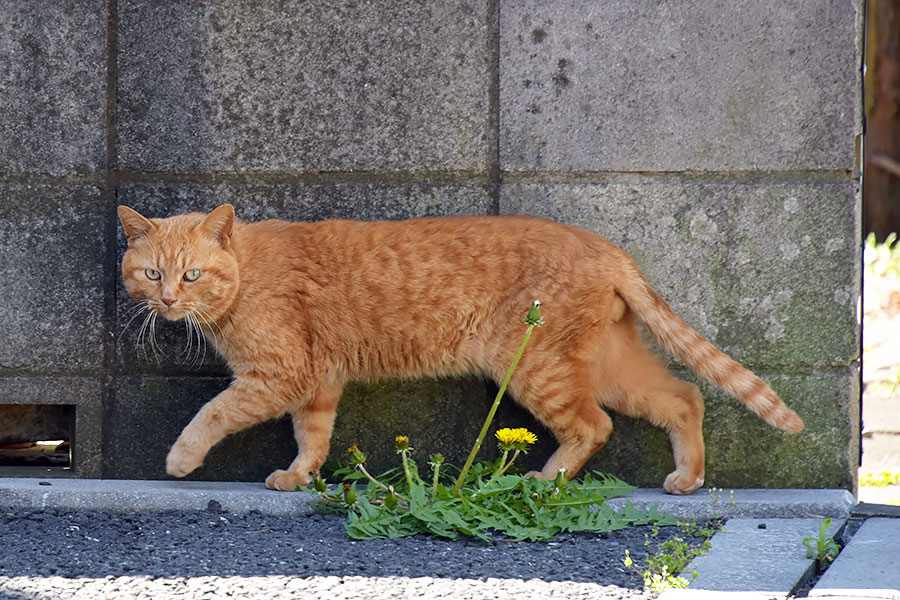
[{"left": 0, "top": 404, "right": 73, "bottom": 468}]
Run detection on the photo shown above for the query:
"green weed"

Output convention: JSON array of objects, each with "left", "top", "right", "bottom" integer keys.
[
  {"left": 623, "top": 520, "right": 722, "bottom": 592},
  {"left": 803, "top": 518, "right": 841, "bottom": 568},
  {"left": 304, "top": 302, "right": 677, "bottom": 541}
]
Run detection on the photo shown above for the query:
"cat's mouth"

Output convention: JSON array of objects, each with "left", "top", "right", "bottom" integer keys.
[{"left": 149, "top": 301, "right": 188, "bottom": 321}]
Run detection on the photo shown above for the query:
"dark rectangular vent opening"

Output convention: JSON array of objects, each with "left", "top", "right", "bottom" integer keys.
[{"left": 0, "top": 404, "right": 73, "bottom": 469}]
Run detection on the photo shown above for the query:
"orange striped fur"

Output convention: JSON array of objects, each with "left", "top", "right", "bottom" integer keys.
[{"left": 118, "top": 204, "right": 803, "bottom": 494}]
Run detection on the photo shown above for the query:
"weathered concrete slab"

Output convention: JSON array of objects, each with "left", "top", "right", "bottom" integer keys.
[
  {"left": 501, "top": 0, "right": 861, "bottom": 172},
  {"left": 117, "top": 1, "right": 491, "bottom": 172},
  {"left": 681, "top": 518, "right": 844, "bottom": 593},
  {"left": 0, "top": 478, "right": 316, "bottom": 516},
  {"left": 0, "top": 0, "right": 106, "bottom": 174},
  {"left": 810, "top": 518, "right": 900, "bottom": 598},
  {"left": 0, "top": 185, "right": 108, "bottom": 371},
  {"left": 0, "top": 480, "right": 852, "bottom": 523},
  {"left": 606, "top": 489, "right": 855, "bottom": 521}
]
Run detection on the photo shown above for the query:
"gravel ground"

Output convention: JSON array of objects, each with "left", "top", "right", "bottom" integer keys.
[{"left": 0, "top": 507, "right": 703, "bottom": 599}]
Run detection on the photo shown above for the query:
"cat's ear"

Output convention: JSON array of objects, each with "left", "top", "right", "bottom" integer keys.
[
  {"left": 117, "top": 205, "right": 156, "bottom": 247},
  {"left": 198, "top": 204, "right": 235, "bottom": 250}
]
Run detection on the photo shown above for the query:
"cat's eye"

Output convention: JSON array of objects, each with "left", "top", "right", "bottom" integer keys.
[
  {"left": 183, "top": 269, "right": 201, "bottom": 282},
  {"left": 145, "top": 269, "right": 161, "bottom": 281}
]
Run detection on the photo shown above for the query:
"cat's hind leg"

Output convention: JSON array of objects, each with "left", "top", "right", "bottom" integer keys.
[
  {"left": 513, "top": 373, "right": 615, "bottom": 481},
  {"left": 607, "top": 361, "right": 706, "bottom": 495},
  {"left": 265, "top": 384, "right": 341, "bottom": 491}
]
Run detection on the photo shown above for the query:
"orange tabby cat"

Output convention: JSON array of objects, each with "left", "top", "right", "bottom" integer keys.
[{"left": 117, "top": 204, "right": 803, "bottom": 495}]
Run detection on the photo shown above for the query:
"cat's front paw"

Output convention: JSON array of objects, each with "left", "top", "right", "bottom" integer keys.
[
  {"left": 265, "top": 469, "right": 311, "bottom": 491},
  {"left": 166, "top": 444, "right": 204, "bottom": 478},
  {"left": 663, "top": 471, "right": 704, "bottom": 495}
]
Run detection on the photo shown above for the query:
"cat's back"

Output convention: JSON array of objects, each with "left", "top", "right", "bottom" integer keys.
[
  {"left": 261, "top": 213, "right": 608, "bottom": 251},
  {"left": 237, "top": 213, "right": 624, "bottom": 289}
]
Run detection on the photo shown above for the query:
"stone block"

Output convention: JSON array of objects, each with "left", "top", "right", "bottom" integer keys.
[
  {"left": 0, "top": 0, "right": 106, "bottom": 174},
  {"left": 0, "top": 377, "right": 103, "bottom": 478},
  {"left": 811, "top": 518, "right": 900, "bottom": 597},
  {"left": 109, "top": 375, "right": 493, "bottom": 481},
  {"left": 114, "top": 182, "right": 492, "bottom": 371},
  {"left": 501, "top": 0, "right": 861, "bottom": 172},
  {"left": 0, "top": 185, "right": 108, "bottom": 372},
  {"left": 501, "top": 181, "right": 860, "bottom": 369},
  {"left": 117, "top": 1, "right": 490, "bottom": 172},
  {"left": 682, "top": 518, "right": 844, "bottom": 593},
  {"left": 0, "top": 479, "right": 317, "bottom": 516}
]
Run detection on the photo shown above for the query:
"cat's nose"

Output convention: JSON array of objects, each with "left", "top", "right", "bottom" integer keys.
[{"left": 161, "top": 297, "right": 176, "bottom": 307}]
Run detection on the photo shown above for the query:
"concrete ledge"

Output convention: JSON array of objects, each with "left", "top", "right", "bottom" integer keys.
[
  {"left": 0, "top": 478, "right": 316, "bottom": 516},
  {"left": 0, "top": 479, "right": 855, "bottom": 520},
  {"left": 606, "top": 488, "right": 856, "bottom": 520}
]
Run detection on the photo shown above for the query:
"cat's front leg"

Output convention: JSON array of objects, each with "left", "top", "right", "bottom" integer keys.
[{"left": 166, "top": 378, "right": 291, "bottom": 478}]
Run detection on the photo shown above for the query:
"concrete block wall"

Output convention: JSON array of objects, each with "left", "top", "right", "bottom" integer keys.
[{"left": 0, "top": 1, "right": 862, "bottom": 490}]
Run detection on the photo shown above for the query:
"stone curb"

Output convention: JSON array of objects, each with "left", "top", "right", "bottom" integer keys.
[{"left": 0, "top": 478, "right": 855, "bottom": 520}]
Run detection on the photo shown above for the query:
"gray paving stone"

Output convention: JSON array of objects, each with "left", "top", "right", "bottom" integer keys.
[
  {"left": 501, "top": 0, "right": 860, "bottom": 172},
  {"left": 810, "top": 518, "right": 900, "bottom": 598},
  {"left": 682, "top": 518, "right": 844, "bottom": 593},
  {"left": 607, "top": 489, "right": 855, "bottom": 521},
  {"left": 0, "top": 0, "right": 106, "bottom": 174},
  {"left": 0, "top": 478, "right": 315, "bottom": 515},
  {"left": 117, "top": 1, "right": 490, "bottom": 172},
  {"left": 0, "top": 185, "right": 108, "bottom": 371},
  {"left": 0, "top": 479, "right": 853, "bottom": 522}
]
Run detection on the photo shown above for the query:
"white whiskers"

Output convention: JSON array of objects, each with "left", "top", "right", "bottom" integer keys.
[{"left": 120, "top": 299, "right": 222, "bottom": 369}]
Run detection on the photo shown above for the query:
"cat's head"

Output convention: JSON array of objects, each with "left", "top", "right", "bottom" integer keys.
[{"left": 118, "top": 204, "right": 240, "bottom": 323}]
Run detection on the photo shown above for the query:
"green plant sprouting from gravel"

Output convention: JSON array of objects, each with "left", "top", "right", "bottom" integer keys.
[
  {"left": 623, "top": 521, "right": 722, "bottom": 592},
  {"left": 304, "top": 302, "right": 678, "bottom": 542},
  {"left": 803, "top": 518, "right": 841, "bottom": 569}
]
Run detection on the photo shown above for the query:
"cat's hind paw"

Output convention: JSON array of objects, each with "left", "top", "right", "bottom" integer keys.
[
  {"left": 265, "top": 469, "right": 311, "bottom": 491},
  {"left": 663, "top": 471, "right": 704, "bottom": 495}
]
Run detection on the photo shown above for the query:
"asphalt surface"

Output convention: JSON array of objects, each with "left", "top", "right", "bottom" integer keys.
[{"left": 0, "top": 506, "right": 701, "bottom": 600}]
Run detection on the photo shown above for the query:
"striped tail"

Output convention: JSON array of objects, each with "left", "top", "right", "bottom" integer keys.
[{"left": 616, "top": 264, "right": 804, "bottom": 433}]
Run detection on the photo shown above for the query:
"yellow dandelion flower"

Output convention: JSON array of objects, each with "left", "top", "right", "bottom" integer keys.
[
  {"left": 394, "top": 435, "right": 411, "bottom": 453},
  {"left": 495, "top": 427, "right": 538, "bottom": 451}
]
